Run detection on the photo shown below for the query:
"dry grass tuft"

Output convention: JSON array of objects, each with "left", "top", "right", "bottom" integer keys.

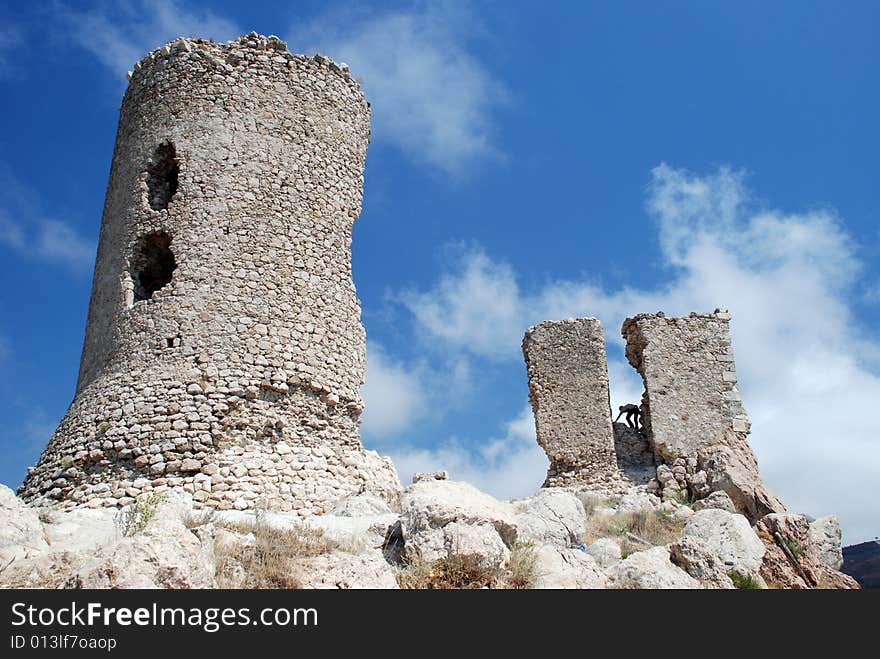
[
  {"left": 583, "top": 508, "right": 685, "bottom": 557},
  {"left": 214, "top": 518, "right": 337, "bottom": 589},
  {"left": 397, "top": 553, "right": 502, "bottom": 589},
  {"left": 503, "top": 541, "right": 539, "bottom": 589},
  {"left": 576, "top": 492, "right": 615, "bottom": 516}
]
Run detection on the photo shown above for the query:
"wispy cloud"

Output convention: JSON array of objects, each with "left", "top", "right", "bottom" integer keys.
[
  {"left": 381, "top": 164, "right": 880, "bottom": 543},
  {"left": 360, "top": 339, "right": 474, "bottom": 441},
  {"left": 289, "top": 4, "right": 508, "bottom": 175},
  {"left": 57, "top": 0, "right": 240, "bottom": 79},
  {"left": 387, "top": 404, "right": 548, "bottom": 498},
  {"left": 0, "top": 167, "right": 93, "bottom": 272}
]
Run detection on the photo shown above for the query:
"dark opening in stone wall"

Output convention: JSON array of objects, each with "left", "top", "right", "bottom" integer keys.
[
  {"left": 131, "top": 232, "right": 176, "bottom": 302},
  {"left": 146, "top": 142, "right": 179, "bottom": 211}
]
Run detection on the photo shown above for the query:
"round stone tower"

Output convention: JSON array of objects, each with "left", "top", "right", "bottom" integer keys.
[{"left": 20, "top": 33, "right": 401, "bottom": 514}]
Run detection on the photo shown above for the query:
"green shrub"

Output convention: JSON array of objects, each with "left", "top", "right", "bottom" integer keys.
[
  {"left": 730, "top": 571, "right": 762, "bottom": 589},
  {"left": 115, "top": 493, "right": 167, "bottom": 537}
]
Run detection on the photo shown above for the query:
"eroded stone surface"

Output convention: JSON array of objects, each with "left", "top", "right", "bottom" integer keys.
[
  {"left": 622, "top": 311, "right": 784, "bottom": 521},
  {"left": 522, "top": 318, "right": 623, "bottom": 488}
]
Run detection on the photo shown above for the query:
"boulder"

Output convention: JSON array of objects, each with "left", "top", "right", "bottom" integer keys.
[
  {"left": 682, "top": 508, "right": 765, "bottom": 577},
  {"left": 396, "top": 480, "right": 517, "bottom": 569},
  {"left": 669, "top": 537, "right": 735, "bottom": 589},
  {"left": 614, "top": 491, "right": 660, "bottom": 513},
  {"left": 755, "top": 513, "right": 858, "bottom": 589},
  {"left": 585, "top": 538, "right": 622, "bottom": 569},
  {"left": 62, "top": 504, "right": 214, "bottom": 589},
  {"left": 513, "top": 488, "right": 586, "bottom": 547},
  {"left": 696, "top": 434, "right": 786, "bottom": 522},
  {"left": 0, "top": 484, "right": 48, "bottom": 562},
  {"left": 607, "top": 546, "right": 702, "bottom": 589},
  {"left": 533, "top": 545, "right": 607, "bottom": 589},
  {"left": 298, "top": 550, "right": 398, "bottom": 589},
  {"left": 692, "top": 490, "right": 737, "bottom": 514},
  {"left": 807, "top": 516, "right": 844, "bottom": 570}
]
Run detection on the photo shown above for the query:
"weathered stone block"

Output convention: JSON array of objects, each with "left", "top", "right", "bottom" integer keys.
[
  {"left": 522, "top": 318, "right": 620, "bottom": 487},
  {"left": 622, "top": 310, "right": 784, "bottom": 521}
]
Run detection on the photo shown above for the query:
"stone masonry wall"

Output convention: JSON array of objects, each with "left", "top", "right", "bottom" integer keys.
[
  {"left": 622, "top": 310, "right": 784, "bottom": 520},
  {"left": 19, "top": 34, "right": 401, "bottom": 514},
  {"left": 522, "top": 318, "right": 625, "bottom": 490}
]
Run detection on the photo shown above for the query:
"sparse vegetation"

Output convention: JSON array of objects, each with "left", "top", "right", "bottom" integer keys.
[
  {"left": 576, "top": 492, "right": 614, "bottom": 516},
  {"left": 214, "top": 518, "right": 337, "bottom": 589},
  {"left": 781, "top": 536, "right": 803, "bottom": 560},
  {"left": 115, "top": 493, "right": 166, "bottom": 537},
  {"left": 396, "top": 552, "right": 502, "bottom": 589},
  {"left": 504, "top": 541, "right": 539, "bottom": 589},
  {"left": 583, "top": 507, "right": 685, "bottom": 558},
  {"left": 730, "top": 571, "right": 762, "bottom": 589}
]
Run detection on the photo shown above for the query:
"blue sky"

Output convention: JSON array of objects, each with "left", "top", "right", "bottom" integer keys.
[{"left": 1, "top": 1, "right": 878, "bottom": 544}]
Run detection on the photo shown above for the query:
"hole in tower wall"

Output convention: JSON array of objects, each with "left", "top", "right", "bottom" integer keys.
[
  {"left": 131, "top": 232, "right": 176, "bottom": 302},
  {"left": 145, "top": 142, "right": 179, "bottom": 211}
]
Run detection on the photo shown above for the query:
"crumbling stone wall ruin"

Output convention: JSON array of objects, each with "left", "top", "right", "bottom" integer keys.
[
  {"left": 19, "top": 34, "right": 401, "bottom": 514},
  {"left": 522, "top": 318, "right": 627, "bottom": 490},
  {"left": 524, "top": 311, "right": 785, "bottom": 522},
  {"left": 622, "top": 311, "right": 784, "bottom": 521}
]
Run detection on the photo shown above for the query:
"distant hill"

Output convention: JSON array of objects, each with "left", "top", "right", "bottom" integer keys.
[{"left": 842, "top": 541, "right": 880, "bottom": 589}]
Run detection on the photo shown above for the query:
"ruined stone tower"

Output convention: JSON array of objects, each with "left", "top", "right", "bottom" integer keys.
[
  {"left": 622, "top": 310, "right": 784, "bottom": 520},
  {"left": 20, "top": 34, "right": 401, "bottom": 514},
  {"left": 522, "top": 318, "right": 626, "bottom": 490}
]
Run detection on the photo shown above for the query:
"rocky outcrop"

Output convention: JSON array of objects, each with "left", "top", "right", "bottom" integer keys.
[
  {"left": 298, "top": 550, "right": 399, "bottom": 589},
  {"left": 62, "top": 504, "right": 215, "bottom": 589},
  {"left": 391, "top": 480, "right": 518, "bottom": 569},
  {"left": 692, "top": 491, "right": 738, "bottom": 514},
  {"left": 807, "top": 516, "right": 844, "bottom": 570},
  {"left": 0, "top": 484, "right": 48, "bottom": 562},
  {"left": 682, "top": 509, "right": 765, "bottom": 581},
  {"left": 585, "top": 538, "right": 622, "bottom": 569},
  {"left": 612, "top": 422, "right": 656, "bottom": 486},
  {"left": 669, "top": 537, "right": 735, "bottom": 589},
  {"left": 533, "top": 546, "right": 607, "bottom": 589},
  {"left": 608, "top": 546, "right": 702, "bottom": 589},
  {"left": 755, "top": 513, "right": 858, "bottom": 589},
  {"left": 622, "top": 311, "right": 785, "bottom": 522},
  {"left": 513, "top": 488, "right": 586, "bottom": 547}
]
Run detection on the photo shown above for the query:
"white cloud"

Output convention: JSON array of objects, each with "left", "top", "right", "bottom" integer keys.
[
  {"left": 387, "top": 404, "right": 548, "bottom": 500},
  {"left": 360, "top": 342, "right": 427, "bottom": 437},
  {"left": 289, "top": 4, "right": 507, "bottom": 174},
  {"left": 58, "top": 0, "right": 240, "bottom": 78},
  {"left": 360, "top": 339, "right": 475, "bottom": 440},
  {"left": 0, "top": 169, "right": 94, "bottom": 272},
  {"left": 386, "top": 164, "right": 880, "bottom": 543}
]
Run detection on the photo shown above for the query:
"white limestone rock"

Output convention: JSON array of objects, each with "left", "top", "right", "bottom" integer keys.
[
  {"left": 513, "top": 488, "right": 586, "bottom": 547},
  {"left": 0, "top": 484, "right": 48, "bottom": 563},
  {"left": 668, "top": 537, "right": 735, "bottom": 589},
  {"left": 607, "top": 546, "right": 702, "bottom": 589},
  {"left": 807, "top": 515, "right": 844, "bottom": 570},
  {"left": 533, "top": 545, "right": 607, "bottom": 589},
  {"left": 692, "top": 490, "right": 738, "bottom": 514},
  {"left": 682, "top": 508, "right": 765, "bottom": 577},
  {"left": 398, "top": 480, "right": 518, "bottom": 569},
  {"left": 298, "top": 550, "right": 398, "bottom": 589},
  {"left": 62, "top": 504, "right": 214, "bottom": 589},
  {"left": 585, "top": 537, "right": 622, "bottom": 569}
]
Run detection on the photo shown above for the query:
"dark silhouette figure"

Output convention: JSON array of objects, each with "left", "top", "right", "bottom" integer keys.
[{"left": 615, "top": 404, "right": 641, "bottom": 430}]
